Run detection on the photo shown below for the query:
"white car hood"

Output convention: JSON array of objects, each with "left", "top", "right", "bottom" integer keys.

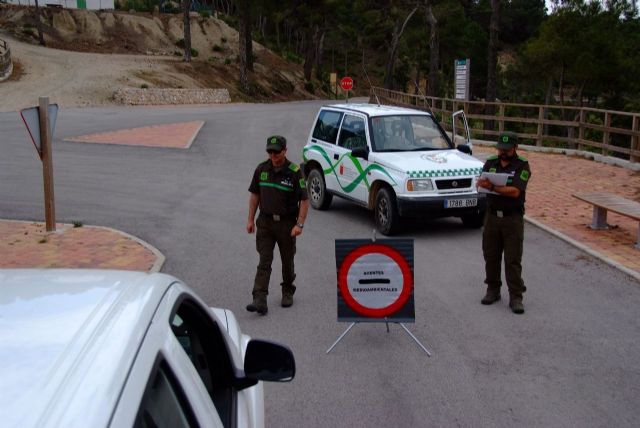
[{"left": 372, "top": 150, "right": 483, "bottom": 174}]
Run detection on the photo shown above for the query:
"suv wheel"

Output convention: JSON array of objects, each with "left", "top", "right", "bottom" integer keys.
[
  {"left": 307, "top": 168, "right": 332, "bottom": 210},
  {"left": 375, "top": 188, "right": 399, "bottom": 235},
  {"left": 461, "top": 210, "right": 484, "bottom": 228}
]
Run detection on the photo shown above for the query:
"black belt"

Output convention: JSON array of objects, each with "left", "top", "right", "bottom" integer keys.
[
  {"left": 259, "top": 213, "right": 297, "bottom": 221},
  {"left": 489, "top": 207, "right": 523, "bottom": 217}
]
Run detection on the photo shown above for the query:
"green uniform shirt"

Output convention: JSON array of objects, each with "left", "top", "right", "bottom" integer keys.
[
  {"left": 249, "top": 159, "right": 308, "bottom": 217},
  {"left": 482, "top": 154, "right": 531, "bottom": 213}
]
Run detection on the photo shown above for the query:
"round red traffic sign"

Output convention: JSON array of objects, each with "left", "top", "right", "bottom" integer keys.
[
  {"left": 337, "top": 243, "right": 412, "bottom": 318},
  {"left": 340, "top": 76, "right": 354, "bottom": 91}
]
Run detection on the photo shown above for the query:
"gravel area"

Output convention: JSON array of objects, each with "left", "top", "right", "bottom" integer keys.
[{"left": 0, "top": 35, "right": 202, "bottom": 112}]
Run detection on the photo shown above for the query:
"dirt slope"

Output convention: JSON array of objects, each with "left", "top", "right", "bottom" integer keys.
[{"left": 0, "top": 4, "right": 318, "bottom": 112}]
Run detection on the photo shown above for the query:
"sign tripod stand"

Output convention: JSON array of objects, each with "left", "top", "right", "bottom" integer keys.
[
  {"left": 326, "top": 230, "right": 432, "bottom": 356},
  {"left": 325, "top": 318, "right": 431, "bottom": 356}
]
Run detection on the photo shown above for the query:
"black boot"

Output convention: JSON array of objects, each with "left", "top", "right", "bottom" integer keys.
[
  {"left": 246, "top": 297, "right": 268, "bottom": 315},
  {"left": 509, "top": 298, "right": 524, "bottom": 314},
  {"left": 481, "top": 289, "right": 501, "bottom": 305}
]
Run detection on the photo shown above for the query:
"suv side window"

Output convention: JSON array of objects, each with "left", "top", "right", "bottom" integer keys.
[
  {"left": 134, "top": 361, "right": 199, "bottom": 428},
  {"left": 170, "top": 300, "right": 235, "bottom": 428},
  {"left": 337, "top": 115, "right": 367, "bottom": 150},
  {"left": 312, "top": 110, "right": 343, "bottom": 144}
]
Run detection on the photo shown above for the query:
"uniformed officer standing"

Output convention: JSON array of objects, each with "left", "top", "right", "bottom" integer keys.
[
  {"left": 476, "top": 132, "right": 531, "bottom": 314},
  {"left": 246, "top": 135, "right": 309, "bottom": 315}
]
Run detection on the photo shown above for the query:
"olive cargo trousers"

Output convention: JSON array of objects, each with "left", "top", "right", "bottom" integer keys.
[
  {"left": 252, "top": 215, "right": 297, "bottom": 300},
  {"left": 482, "top": 212, "right": 526, "bottom": 299}
]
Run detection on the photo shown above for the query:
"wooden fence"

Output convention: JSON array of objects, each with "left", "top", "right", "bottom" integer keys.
[
  {"left": 0, "top": 38, "right": 12, "bottom": 79},
  {"left": 370, "top": 87, "right": 640, "bottom": 163}
]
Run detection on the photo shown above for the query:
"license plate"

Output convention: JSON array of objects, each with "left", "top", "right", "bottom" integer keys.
[{"left": 444, "top": 198, "right": 477, "bottom": 208}]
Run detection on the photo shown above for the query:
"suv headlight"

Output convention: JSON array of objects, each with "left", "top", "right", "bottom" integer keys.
[{"left": 406, "top": 179, "right": 434, "bottom": 192}]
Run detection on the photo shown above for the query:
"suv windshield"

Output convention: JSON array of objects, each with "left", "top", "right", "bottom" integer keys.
[{"left": 370, "top": 115, "right": 452, "bottom": 152}]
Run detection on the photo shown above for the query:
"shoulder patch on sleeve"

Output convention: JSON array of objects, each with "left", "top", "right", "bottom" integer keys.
[
  {"left": 520, "top": 169, "right": 530, "bottom": 181},
  {"left": 289, "top": 163, "right": 300, "bottom": 172},
  {"left": 487, "top": 155, "right": 499, "bottom": 160}
]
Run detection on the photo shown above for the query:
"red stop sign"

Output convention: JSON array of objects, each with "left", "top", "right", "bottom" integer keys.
[{"left": 340, "top": 77, "right": 354, "bottom": 91}]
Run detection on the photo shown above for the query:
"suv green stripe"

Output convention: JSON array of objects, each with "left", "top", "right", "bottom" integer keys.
[
  {"left": 303, "top": 145, "right": 397, "bottom": 193},
  {"left": 407, "top": 167, "right": 482, "bottom": 178}
]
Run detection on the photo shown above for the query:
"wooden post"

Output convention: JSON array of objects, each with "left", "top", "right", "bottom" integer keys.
[
  {"left": 537, "top": 106, "right": 544, "bottom": 146},
  {"left": 498, "top": 104, "right": 505, "bottom": 134},
  {"left": 603, "top": 111, "right": 611, "bottom": 156},
  {"left": 578, "top": 108, "right": 586, "bottom": 152},
  {"left": 631, "top": 115, "right": 639, "bottom": 163},
  {"left": 39, "top": 97, "right": 55, "bottom": 232},
  {"left": 452, "top": 101, "right": 458, "bottom": 132}
]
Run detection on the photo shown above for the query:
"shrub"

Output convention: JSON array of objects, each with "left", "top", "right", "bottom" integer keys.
[{"left": 212, "top": 44, "right": 223, "bottom": 52}]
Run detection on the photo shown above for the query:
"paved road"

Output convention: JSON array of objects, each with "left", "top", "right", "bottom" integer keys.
[{"left": 1, "top": 102, "right": 639, "bottom": 427}]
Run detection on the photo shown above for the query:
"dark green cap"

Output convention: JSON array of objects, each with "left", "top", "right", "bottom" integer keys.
[
  {"left": 496, "top": 132, "right": 518, "bottom": 149},
  {"left": 266, "top": 135, "right": 286, "bottom": 151}
]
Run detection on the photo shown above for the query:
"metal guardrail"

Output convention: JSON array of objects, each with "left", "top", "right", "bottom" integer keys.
[
  {"left": 370, "top": 87, "right": 640, "bottom": 163},
  {"left": 0, "top": 38, "right": 12, "bottom": 79}
]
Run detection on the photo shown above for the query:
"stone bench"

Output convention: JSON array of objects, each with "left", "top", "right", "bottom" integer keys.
[{"left": 573, "top": 192, "right": 640, "bottom": 249}]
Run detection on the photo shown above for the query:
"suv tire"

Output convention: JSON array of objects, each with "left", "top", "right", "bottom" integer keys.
[
  {"left": 375, "top": 187, "right": 400, "bottom": 235},
  {"left": 307, "top": 168, "right": 332, "bottom": 210}
]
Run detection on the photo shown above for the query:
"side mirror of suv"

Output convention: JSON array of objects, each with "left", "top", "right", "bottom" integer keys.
[
  {"left": 457, "top": 144, "right": 472, "bottom": 155},
  {"left": 351, "top": 146, "right": 369, "bottom": 160},
  {"left": 243, "top": 339, "right": 295, "bottom": 382}
]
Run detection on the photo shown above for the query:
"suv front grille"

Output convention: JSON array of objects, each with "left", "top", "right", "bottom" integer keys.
[{"left": 435, "top": 178, "right": 472, "bottom": 190}]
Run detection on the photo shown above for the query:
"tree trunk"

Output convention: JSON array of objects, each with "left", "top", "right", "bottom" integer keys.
[
  {"left": 246, "top": 27, "right": 254, "bottom": 72},
  {"left": 484, "top": 0, "right": 501, "bottom": 132},
  {"left": 414, "top": 64, "right": 421, "bottom": 95},
  {"left": 425, "top": 1, "right": 438, "bottom": 97},
  {"left": 303, "top": 25, "right": 318, "bottom": 82},
  {"left": 238, "top": 0, "right": 251, "bottom": 91},
  {"left": 543, "top": 77, "right": 553, "bottom": 136},
  {"left": 34, "top": 0, "right": 45, "bottom": 46},
  {"left": 384, "top": 6, "right": 418, "bottom": 89},
  {"left": 315, "top": 30, "right": 325, "bottom": 81},
  {"left": 182, "top": 0, "right": 192, "bottom": 62},
  {"left": 576, "top": 80, "right": 586, "bottom": 107},
  {"left": 558, "top": 62, "right": 565, "bottom": 107}
]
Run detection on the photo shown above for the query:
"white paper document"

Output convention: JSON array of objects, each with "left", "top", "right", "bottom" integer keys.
[{"left": 478, "top": 172, "right": 510, "bottom": 194}]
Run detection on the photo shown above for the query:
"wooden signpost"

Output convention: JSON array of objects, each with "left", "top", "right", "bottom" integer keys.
[{"left": 20, "top": 97, "right": 58, "bottom": 232}]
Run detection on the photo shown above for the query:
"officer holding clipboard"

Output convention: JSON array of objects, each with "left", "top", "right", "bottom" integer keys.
[{"left": 476, "top": 132, "right": 532, "bottom": 314}]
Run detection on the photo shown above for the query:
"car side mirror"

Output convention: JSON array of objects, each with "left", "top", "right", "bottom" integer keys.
[
  {"left": 351, "top": 146, "right": 369, "bottom": 160},
  {"left": 244, "top": 339, "right": 295, "bottom": 382},
  {"left": 457, "top": 144, "right": 472, "bottom": 155}
]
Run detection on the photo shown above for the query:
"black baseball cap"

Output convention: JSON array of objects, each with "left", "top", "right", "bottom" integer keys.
[
  {"left": 496, "top": 132, "right": 518, "bottom": 149},
  {"left": 266, "top": 135, "right": 286, "bottom": 151}
]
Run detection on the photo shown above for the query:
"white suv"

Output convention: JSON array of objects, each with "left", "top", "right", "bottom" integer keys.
[
  {"left": 302, "top": 103, "right": 486, "bottom": 234},
  {"left": 0, "top": 269, "right": 295, "bottom": 428}
]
